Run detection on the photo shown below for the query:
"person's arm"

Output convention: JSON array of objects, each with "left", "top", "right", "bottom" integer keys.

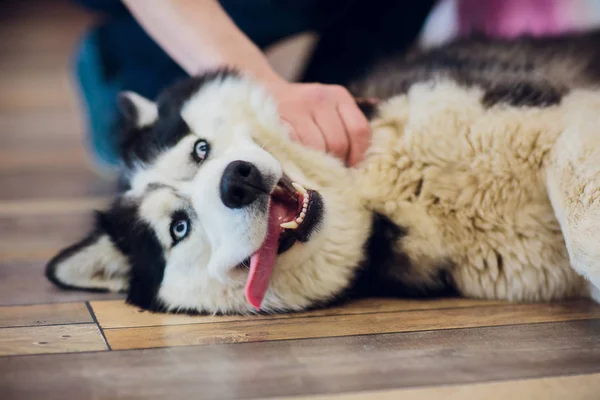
[
  {"left": 122, "top": 0, "right": 279, "bottom": 81},
  {"left": 122, "top": 0, "right": 371, "bottom": 166}
]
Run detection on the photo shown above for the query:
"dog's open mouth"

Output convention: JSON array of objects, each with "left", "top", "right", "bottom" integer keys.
[
  {"left": 244, "top": 173, "right": 323, "bottom": 310},
  {"left": 272, "top": 173, "right": 323, "bottom": 252}
]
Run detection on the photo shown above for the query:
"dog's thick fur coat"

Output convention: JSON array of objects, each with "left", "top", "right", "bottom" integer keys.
[{"left": 47, "top": 32, "right": 600, "bottom": 314}]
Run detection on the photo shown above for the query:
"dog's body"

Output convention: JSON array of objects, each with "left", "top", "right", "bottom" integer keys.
[{"left": 47, "top": 32, "right": 600, "bottom": 314}]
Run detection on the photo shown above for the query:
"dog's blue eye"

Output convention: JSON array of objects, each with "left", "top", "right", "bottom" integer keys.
[
  {"left": 170, "top": 219, "right": 189, "bottom": 242},
  {"left": 193, "top": 139, "right": 210, "bottom": 162}
]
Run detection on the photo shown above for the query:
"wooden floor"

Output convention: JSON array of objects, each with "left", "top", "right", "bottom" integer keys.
[{"left": 1, "top": 2, "right": 600, "bottom": 399}]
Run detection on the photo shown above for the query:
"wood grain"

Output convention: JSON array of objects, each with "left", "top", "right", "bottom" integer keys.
[
  {"left": 0, "top": 72, "right": 81, "bottom": 112},
  {"left": 0, "top": 323, "right": 107, "bottom": 356},
  {"left": 0, "top": 1, "right": 92, "bottom": 113},
  {"left": 274, "top": 373, "right": 600, "bottom": 400},
  {"left": 0, "top": 151, "right": 88, "bottom": 172},
  {"left": 0, "top": 112, "right": 84, "bottom": 149},
  {"left": 0, "top": 302, "right": 92, "bottom": 328},
  {"left": 0, "top": 248, "right": 71, "bottom": 263},
  {"left": 0, "top": 197, "right": 109, "bottom": 216},
  {"left": 0, "top": 2, "right": 599, "bottom": 399},
  {"left": 0, "top": 212, "right": 94, "bottom": 259},
  {"left": 1, "top": 320, "right": 599, "bottom": 399},
  {"left": 0, "top": 169, "right": 115, "bottom": 201},
  {"left": 91, "top": 297, "right": 503, "bottom": 329},
  {"left": 104, "top": 300, "right": 600, "bottom": 350},
  {"left": 0, "top": 261, "right": 124, "bottom": 306},
  {"left": 0, "top": 207, "right": 101, "bottom": 261}
]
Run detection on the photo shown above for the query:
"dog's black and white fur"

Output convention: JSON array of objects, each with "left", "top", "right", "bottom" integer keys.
[{"left": 47, "top": 32, "right": 600, "bottom": 314}]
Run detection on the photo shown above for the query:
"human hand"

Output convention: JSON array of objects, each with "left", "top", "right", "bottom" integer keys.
[
  {"left": 122, "top": 0, "right": 372, "bottom": 166},
  {"left": 264, "top": 80, "right": 373, "bottom": 167}
]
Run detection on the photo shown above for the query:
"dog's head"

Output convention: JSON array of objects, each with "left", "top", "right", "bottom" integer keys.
[{"left": 47, "top": 70, "right": 372, "bottom": 314}]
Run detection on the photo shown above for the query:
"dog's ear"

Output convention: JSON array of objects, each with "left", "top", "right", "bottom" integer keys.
[
  {"left": 117, "top": 91, "right": 158, "bottom": 128},
  {"left": 117, "top": 92, "right": 158, "bottom": 168},
  {"left": 45, "top": 208, "right": 131, "bottom": 293}
]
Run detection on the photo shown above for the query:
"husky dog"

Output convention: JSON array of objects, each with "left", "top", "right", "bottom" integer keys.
[{"left": 47, "top": 33, "right": 600, "bottom": 314}]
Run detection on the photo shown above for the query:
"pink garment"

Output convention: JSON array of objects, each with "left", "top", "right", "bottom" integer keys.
[{"left": 457, "top": 0, "right": 599, "bottom": 38}]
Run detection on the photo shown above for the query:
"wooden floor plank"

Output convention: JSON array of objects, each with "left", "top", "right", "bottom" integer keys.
[
  {"left": 0, "top": 302, "right": 92, "bottom": 328},
  {"left": 0, "top": 197, "right": 109, "bottom": 216},
  {"left": 103, "top": 300, "right": 600, "bottom": 350},
  {"left": 0, "top": 248, "right": 72, "bottom": 263},
  {"left": 276, "top": 373, "right": 600, "bottom": 400},
  {"left": 0, "top": 261, "right": 123, "bottom": 306},
  {"left": 1, "top": 320, "right": 599, "bottom": 399},
  {"left": 0, "top": 112, "right": 83, "bottom": 145},
  {"left": 0, "top": 323, "right": 107, "bottom": 356},
  {"left": 0, "top": 1, "right": 92, "bottom": 113},
  {"left": 0, "top": 1, "right": 92, "bottom": 51},
  {"left": 0, "top": 212, "right": 94, "bottom": 259},
  {"left": 0, "top": 208, "right": 101, "bottom": 266},
  {"left": 0, "top": 169, "right": 114, "bottom": 201},
  {"left": 0, "top": 151, "right": 88, "bottom": 172},
  {"left": 0, "top": 72, "right": 81, "bottom": 112},
  {"left": 1, "top": 2, "right": 599, "bottom": 399},
  {"left": 91, "top": 298, "right": 503, "bottom": 329}
]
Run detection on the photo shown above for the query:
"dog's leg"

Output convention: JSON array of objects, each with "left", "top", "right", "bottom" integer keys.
[{"left": 545, "top": 104, "right": 600, "bottom": 302}]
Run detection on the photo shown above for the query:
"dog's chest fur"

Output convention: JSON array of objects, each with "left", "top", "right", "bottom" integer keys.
[{"left": 354, "top": 82, "right": 588, "bottom": 301}]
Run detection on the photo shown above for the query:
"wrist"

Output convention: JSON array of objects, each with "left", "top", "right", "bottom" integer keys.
[{"left": 251, "top": 68, "right": 288, "bottom": 93}]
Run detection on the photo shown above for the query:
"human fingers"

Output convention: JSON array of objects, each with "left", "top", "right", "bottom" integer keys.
[
  {"left": 286, "top": 115, "right": 327, "bottom": 153},
  {"left": 313, "top": 105, "right": 350, "bottom": 162},
  {"left": 337, "top": 99, "right": 372, "bottom": 166}
]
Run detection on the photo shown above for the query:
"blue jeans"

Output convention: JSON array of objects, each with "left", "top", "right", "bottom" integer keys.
[{"left": 73, "top": 0, "right": 434, "bottom": 167}]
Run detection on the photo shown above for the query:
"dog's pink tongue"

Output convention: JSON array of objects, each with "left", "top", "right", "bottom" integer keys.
[{"left": 245, "top": 204, "right": 282, "bottom": 309}]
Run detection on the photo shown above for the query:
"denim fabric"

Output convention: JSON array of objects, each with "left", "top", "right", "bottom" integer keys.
[{"left": 72, "top": 0, "right": 433, "bottom": 166}]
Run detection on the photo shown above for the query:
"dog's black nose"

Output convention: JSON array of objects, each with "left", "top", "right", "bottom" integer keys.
[{"left": 220, "top": 161, "right": 268, "bottom": 209}]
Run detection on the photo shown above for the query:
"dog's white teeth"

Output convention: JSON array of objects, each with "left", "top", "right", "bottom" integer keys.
[
  {"left": 292, "top": 182, "right": 308, "bottom": 195},
  {"left": 278, "top": 184, "right": 310, "bottom": 230},
  {"left": 280, "top": 220, "right": 299, "bottom": 230}
]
